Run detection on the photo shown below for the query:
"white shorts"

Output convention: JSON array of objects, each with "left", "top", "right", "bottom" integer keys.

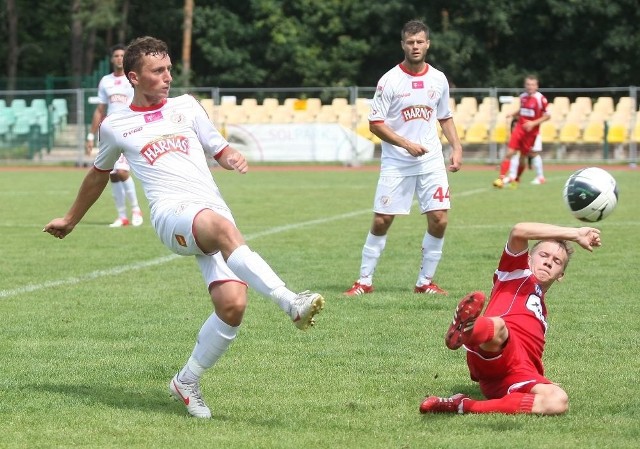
[
  {"left": 152, "top": 202, "right": 242, "bottom": 287},
  {"left": 112, "top": 154, "right": 130, "bottom": 172},
  {"left": 373, "top": 170, "right": 451, "bottom": 215},
  {"left": 531, "top": 134, "right": 542, "bottom": 153}
]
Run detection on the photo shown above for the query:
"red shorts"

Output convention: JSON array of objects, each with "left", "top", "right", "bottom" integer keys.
[
  {"left": 508, "top": 125, "right": 538, "bottom": 156},
  {"left": 465, "top": 330, "right": 552, "bottom": 399}
]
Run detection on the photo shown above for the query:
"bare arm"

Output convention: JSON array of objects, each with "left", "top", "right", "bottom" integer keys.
[
  {"left": 216, "top": 146, "right": 248, "bottom": 174},
  {"left": 43, "top": 168, "right": 111, "bottom": 239},
  {"left": 507, "top": 222, "right": 602, "bottom": 254},
  {"left": 370, "top": 121, "right": 428, "bottom": 157},
  {"left": 523, "top": 113, "right": 550, "bottom": 132},
  {"left": 439, "top": 117, "right": 463, "bottom": 172},
  {"left": 85, "top": 104, "right": 107, "bottom": 155}
]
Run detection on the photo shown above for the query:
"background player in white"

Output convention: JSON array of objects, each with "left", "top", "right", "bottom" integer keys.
[
  {"left": 44, "top": 36, "right": 324, "bottom": 419},
  {"left": 86, "top": 44, "right": 143, "bottom": 227},
  {"left": 344, "top": 19, "right": 463, "bottom": 297}
]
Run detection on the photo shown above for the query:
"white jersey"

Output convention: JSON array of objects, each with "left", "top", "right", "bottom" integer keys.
[
  {"left": 97, "top": 73, "right": 134, "bottom": 114},
  {"left": 369, "top": 63, "right": 453, "bottom": 176},
  {"left": 95, "top": 95, "right": 229, "bottom": 220}
]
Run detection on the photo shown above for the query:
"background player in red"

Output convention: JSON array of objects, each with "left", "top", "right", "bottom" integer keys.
[
  {"left": 420, "top": 222, "right": 601, "bottom": 415},
  {"left": 493, "top": 75, "right": 550, "bottom": 188}
]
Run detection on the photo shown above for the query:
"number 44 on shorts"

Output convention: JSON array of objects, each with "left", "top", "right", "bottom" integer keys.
[{"left": 432, "top": 187, "right": 450, "bottom": 202}]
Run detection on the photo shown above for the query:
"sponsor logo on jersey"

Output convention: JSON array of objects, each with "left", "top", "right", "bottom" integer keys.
[
  {"left": 144, "top": 111, "right": 164, "bottom": 123},
  {"left": 109, "top": 94, "right": 129, "bottom": 104},
  {"left": 394, "top": 92, "right": 411, "bottom": 98},
  {"left": 123, "top": 126, "right": 143, "bottom": 138},
  {"left": 141, "top": 134, "right": 190, "bottom": 165},
  {"left": 412, "top": 81, "right": 424, "bottom": 89},
  {"left": 401, "top": 104, "right": 433, "bottom": 122}
]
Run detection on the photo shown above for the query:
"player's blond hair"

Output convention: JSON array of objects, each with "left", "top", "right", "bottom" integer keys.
[{"left": 531, "top": 239, "right": 575, "bottom": 268}]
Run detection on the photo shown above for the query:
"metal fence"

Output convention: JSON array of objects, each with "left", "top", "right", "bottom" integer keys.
[{"left": 0, "top": 86, "right": 637, "bottom": 166}]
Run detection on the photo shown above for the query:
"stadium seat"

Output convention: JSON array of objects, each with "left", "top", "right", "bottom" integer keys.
[
  {"left": 559, "top": 122, "right": 581, "bottom": 143},
  {"left": 315, "top": 105, "right": 338, "bottom": 123},
  {"left": 331, "top": 97, "right": 349, "bottom": 109},
  {"left": 633, "top": 122, "right": 640, "bottom": 142},
  {"left": 582, "top": 121, "right": 604, "bottom": 144},
  {"left": 241, "top": 98, "right": 258, "bottom": 108},
  {"left": 615, "top": 96, "right": 635, "bottom": 114},
  {"left": 270, "top": 106, "right": 294, "bottom": 123},
  {"left": 464, "top": 122, "right": 489, "bottom": 144},
  {"left": 30, "top": 98, "right": 47, "bottom": 112},
  {"left": 490, "top": 121, "right": 508, "bottom": 143},
  {"left": 245, "top": 105, "right": 270, "bottom": 124},
  {"left": 551, "top": 96, "right": 570, "bottom": 117},
  {"left": 539, "top": 121, "right": 558, "bottom": 143},
  {"left": 593, "top": 96, "right": 614, "bottom": 116},
  {"left": 573, "top": 96, "right": 593, "bottom": 115},
  {"left": 291, "top": 110, "right": 314, "bottom": 123},
  {"left": 10, "top": 98, "right": 27, "bottom": 111},
  {"left": 262, "top": 98, "right": 279, "bottom": 110},
  {"left": 305, "top": 98, "right": 322, "bottom": 114},
  {"left": 606, "top": 123, "right": 628, "bottom": 144},
  {"left": 458, "top": 97, "right": 478, "bottom": 115}
]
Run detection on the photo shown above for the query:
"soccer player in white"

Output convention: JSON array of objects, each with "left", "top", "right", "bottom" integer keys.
[
  {"left": 44, "top": 36, "right": 324, "bottom": 419},
  {"left": 86, "top": 44, "right": 144, "bottom": 227},
  {"left": 344, "top": 20, "right": 463, "bottom": 297}
]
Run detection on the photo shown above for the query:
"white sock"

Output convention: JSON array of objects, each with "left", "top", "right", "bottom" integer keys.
[
  {"left": 178, "top": 313, "right": 238, "bottom": 384},
  {"left": 122, "top": 176, "right": 140, "bottom": 211},
  {"left": 111, "top": 181, "right": 127, "bottom": 218},
  {"left": 531, "top": 154, "right": 544, "bottom": 178},
  {"left": 358, "top": 232, "right": 387, "bottom": 285},
  {"left": 507, "top": 153, "right": 519, "bottom": 181},
  {"left": 417, "top": 232, "right": 444, "bottom": 286},
  {"left": 226, "top": 245, "right": 296, "bottom": 312}
]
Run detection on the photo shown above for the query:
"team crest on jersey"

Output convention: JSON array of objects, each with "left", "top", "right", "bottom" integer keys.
[
  {"left": 401, "top": 104, "right": 433, "bottom": 122},
  {"left": 170, "top": 112, "right": 185, "bottom": 124},
  {"left": 141, "top": 134, "right": 190, "bottom": 165},
  {"left": 427, "top": 89, "right": 439, "bottom": 100}
]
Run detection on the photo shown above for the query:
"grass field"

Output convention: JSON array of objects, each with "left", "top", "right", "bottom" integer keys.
[{"left": 1, "top": 164, "right": 638, "bottom": 448}]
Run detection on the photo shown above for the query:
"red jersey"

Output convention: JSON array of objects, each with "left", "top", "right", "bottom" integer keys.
[
  {"left": 516, "top": 91, "right": 549, "bottom": 135},
  {"left": 484, "top": 245, "right": 548, "bottom": 375}
]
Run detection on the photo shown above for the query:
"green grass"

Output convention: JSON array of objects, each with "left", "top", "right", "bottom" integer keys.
[{"left": 1, "top": 165, "right": 638, "bottom": 448}]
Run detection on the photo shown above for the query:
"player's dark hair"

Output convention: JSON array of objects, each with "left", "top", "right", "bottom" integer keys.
[
  {"left": 123, "top": 36, "right": 169, "bottom": 78},
  {"left": 532, "top": 240, "right": 575, "bottom": 268},
  {"left": 402, "top": 20, "right": 430, "bottom": 41},
  {"left": 110, "top": 43, "right": 126, "bottom": 56}
]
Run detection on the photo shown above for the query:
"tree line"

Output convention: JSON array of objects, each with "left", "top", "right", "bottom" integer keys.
[{"left": 2, "top": 0, "right": 639, "bottom": 90}]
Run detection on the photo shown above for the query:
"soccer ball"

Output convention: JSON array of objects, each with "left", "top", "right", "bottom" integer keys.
[{"left": 562, "top": 167, "right": 618, "bottom": 222}]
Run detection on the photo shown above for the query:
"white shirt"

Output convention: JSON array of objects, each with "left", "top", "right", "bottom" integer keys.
[
  {"left": 97, "top": 73, "right": 134, "bottom": 114},
  {"left": 95, "top": 95, "right": 230, "bottom": 219},
  {"left": 369, "top": 63, "right": 453, "bottom": 176}
]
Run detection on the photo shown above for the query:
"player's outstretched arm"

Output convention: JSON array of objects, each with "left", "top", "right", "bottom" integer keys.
[
  {"left": 43, "top": 168, "right": 111, "bottom": 239},
  {"left": 508, "top": 222, "right": 601, "bottom": 253},
  {"left": 217, "top": 146, "right": 248, "bottom": 174}
]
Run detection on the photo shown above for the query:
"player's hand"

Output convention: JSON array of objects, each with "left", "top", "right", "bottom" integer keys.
[
  {"left": 448, "top": 147, "right": 463, "bottom": 172},
  {"left": 84, "top": 141, "right": 93, "bottom": 156},
  {"left": 227, "top": 153, "right": 248, "bottom": 174},
  {"left": 405, "top": 143, "right": 428, "bottom": 157},
  {"left": 575, "top": 227, "right": 601, "bottom": 251},
  {"left": 523, "top": 121, "right": 535, "bottom": 132},
  {"left": 43, "top": 218, "right": 75, "bottom": 239}
]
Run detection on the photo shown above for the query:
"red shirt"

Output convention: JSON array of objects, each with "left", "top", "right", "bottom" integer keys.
[
  {"left": 485, "top": 246, "right": 548, "bottom": 374},
  {"left": 517, "top": 91, "right": 549, "bottom": 134}
]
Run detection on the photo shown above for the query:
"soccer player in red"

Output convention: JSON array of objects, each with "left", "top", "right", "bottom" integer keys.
[
  {"left": 420, "top": 222, "right": 602, "bottom": 415},
  {"left": 493, "top": 75, "right": 550, "bottom": 188}
]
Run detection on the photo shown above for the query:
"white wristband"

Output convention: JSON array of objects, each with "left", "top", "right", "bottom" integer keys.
[{"left": 86, "top": 132, "right": 95, "bottom": 141}]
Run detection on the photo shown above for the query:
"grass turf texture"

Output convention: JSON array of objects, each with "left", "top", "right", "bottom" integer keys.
[{"left": 0, "top": 166, "right": 638, "bottom": 448}]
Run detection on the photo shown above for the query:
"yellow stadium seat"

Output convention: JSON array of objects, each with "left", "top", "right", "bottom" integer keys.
[
  {"left": 458, "top": 97, "right": 478, "bottom": 115},
  {"left": 573, "top": 96, "right": 593, "bottom": 115},
  {"left": 540, "top": 121, "right": 558, "bottom": 143},
  {"left": 559, "top": 122, "right": 581, "bottom": 143},
  {"left": 306, "top": 98, "right": 322, "bottom": 113},
  {"left": 552, "top": 97, "right": 570, "bottom": 116},
  {"left": 464, "top": 122, "right": 489, "bottom": 144},
  {"left": 593, "top": 96, "right": 614, "bottom": 116},
  {"left": 633, "top": 122, "right": 640, "bottom": 142},
  {"left": 262, "top": 98, "right": 279, "bottom": 110},
  {"left": 241, "top": 98, "right": 258, "bottom": 108},
  {"left": 615, "top": 96, "right": 635, "bottom": 114},
  {"left": 606, "top": 123, "right": 628, "bottom": 144},
  {"left": 582, "top": 122, "right": 604, "bottom": 143},
  {"left": 490, "top": 121, "right": 508, "bottom": 143}
]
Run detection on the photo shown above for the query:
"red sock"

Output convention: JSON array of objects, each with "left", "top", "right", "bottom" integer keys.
[
  {"left": 499, "top": 159, "right": 510, "bottom": 177},
  {"left": 462, "top": 393, "right": 535, "bottom": 414},
  {"left": 463, "top": 316, "right": 494, "bottom": 346},
  {"left": 515, "top": 163, "right": 525, "bottom": 182}
]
